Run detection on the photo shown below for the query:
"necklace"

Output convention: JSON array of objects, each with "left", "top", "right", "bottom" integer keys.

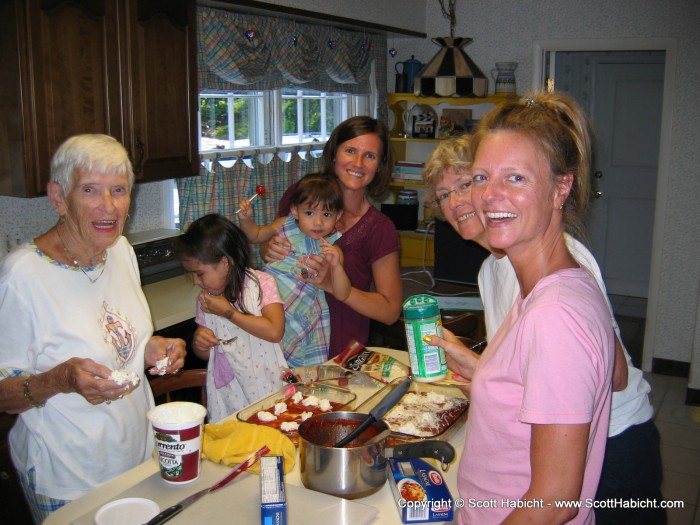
[{"left": 56, "top": 225, "right": 107, "bottom": 284}]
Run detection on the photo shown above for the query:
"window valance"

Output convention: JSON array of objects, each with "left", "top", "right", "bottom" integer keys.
[{"left": 198, "top": 5, "right": 386, "bottom": 94}]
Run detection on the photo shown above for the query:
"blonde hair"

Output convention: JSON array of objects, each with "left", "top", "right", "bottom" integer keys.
[
  {"left": 50, "top": 134, "right": 134, "bottom": 195},
  {"left": 421, "top": 134, "right": 472, "bottom": 220},
  {"left": 470, "top": 90, "right": 592, "bottom": 242}
]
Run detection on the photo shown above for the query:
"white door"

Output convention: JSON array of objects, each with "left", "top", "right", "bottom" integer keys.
[{"left": 555, "top": 53, "right": 665, "bottom": 297}]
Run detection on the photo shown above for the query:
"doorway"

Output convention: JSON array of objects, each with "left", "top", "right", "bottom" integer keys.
[
  {"left": 553, "top": 51, "right": 664, "bottom": 298},
  {"left": 532, "top": 38, "right": 677, "bottom": 371}
]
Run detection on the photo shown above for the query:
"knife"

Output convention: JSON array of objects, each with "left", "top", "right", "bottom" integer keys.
[
  {"left": 143, "top": 445, "right": 269, "bottom": 525},
  {"left": 388, "top": 440, "right": 456, "bottom": 472}
]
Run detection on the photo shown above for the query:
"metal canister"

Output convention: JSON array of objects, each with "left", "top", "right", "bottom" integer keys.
[
  {"left": 402, "top": 294, "right": 447, "bottom": 382},
  {"left": 397, "top": 189, "right": 418, "bottom": 205}
]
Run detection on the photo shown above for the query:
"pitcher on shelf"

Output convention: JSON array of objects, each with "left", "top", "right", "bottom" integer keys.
[
  {"left": 401, "top": 103, "right": 414, "bottom": 138},
  {"left": 491, "top": 62, "right": 518, "bottom": 95}
]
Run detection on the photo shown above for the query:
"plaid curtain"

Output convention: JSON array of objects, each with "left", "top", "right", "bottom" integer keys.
[
  {"left": 179, "top": 6, "right": 388, "bottom": 265},
  {"left": 197, "top": 5, "right": 386, "bottom": 96},
  {"left": 177, "top": 152, "right": 323, "bottom": 268}
]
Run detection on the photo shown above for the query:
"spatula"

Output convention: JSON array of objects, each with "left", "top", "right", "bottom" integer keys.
[{"left": 333, "top": 377, "right": 412, "bottom": 448}]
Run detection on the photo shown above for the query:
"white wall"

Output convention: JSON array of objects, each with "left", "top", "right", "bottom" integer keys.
[
  {"left": 390, "top": 0, "right": 700, "bottom": 390},
  {"left": 0, "top": 180, "right": 172, "bottom": 257},
  {"left": 262, "top": 0, "right": 427, "bottom": 34}
]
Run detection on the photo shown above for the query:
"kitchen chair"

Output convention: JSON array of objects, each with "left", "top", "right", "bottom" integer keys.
[{"left": 148, "top": 369, "right": 207, "bottom": 407}]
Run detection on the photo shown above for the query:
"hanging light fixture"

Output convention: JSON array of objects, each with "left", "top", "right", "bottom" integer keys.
[
  {"left": 415, "top": 1, "right": 488, "bottom": 97},
  {"left": 415, "top": 37, "right": 488, "bottom": 97}
]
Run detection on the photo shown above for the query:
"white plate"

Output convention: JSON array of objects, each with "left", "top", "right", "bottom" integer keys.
[{"left": 94, "top": 497, "right": 159, "bottom": 525}]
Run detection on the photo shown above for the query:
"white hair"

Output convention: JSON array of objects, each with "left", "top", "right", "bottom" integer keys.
[{"left": 50, "top": 134, "right": 134, "bottom": 195}]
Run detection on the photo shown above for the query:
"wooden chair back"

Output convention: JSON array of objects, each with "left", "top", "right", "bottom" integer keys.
[{"left": 148, "top": 369, "right": 207, "bottom": 407}]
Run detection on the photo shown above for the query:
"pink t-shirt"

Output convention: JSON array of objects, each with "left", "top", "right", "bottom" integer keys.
[{"left": 458, "top": 268, "right": 614, "bottom": 525}]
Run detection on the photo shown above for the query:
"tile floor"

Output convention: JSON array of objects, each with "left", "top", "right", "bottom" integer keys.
[
  {"left": 596, "top": 294, "right": 699, "bottom": 524},
  {"left": 648, "top": 372, "right": 700, "bottom": 524}
]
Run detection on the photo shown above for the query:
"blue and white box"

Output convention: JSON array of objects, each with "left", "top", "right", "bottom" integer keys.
[
  {"left": 387, "top": 457, "right": 455, "bottom": 523},
  {"left": 260, "top": 456, "right": 286, "bottom": 525}
]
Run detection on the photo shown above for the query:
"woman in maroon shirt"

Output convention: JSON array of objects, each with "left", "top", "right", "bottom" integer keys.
[{"left": 269, "top": 116, "right": 403, "bottom": 358}]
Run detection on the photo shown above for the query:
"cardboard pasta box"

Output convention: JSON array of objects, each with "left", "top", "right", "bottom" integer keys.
[
  {"left": 387, "top": 457, "right": 455, "bottom": 523},
  {"left": 260, "top": 456, "right": 286, "bottom": 525}
]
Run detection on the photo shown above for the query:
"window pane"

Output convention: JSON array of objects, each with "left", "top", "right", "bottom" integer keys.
[
  {"left": 199, "top": 97, "right": 228, "bottom": 150},
  {"left": 234, "top": 98, "right": 250, "bottom": 141},
  {"left": 199, "top": 92, "right": 264, "bottom": 150},
  {"left": 303, "top": 98, "right": 321, "bottom": 139},
  {"left": 199, "top": 89, "right": 360, "bottom": 151},
  {"left": 326, "top": 99, "right": 337, "bottom": 131},
  {"left": 283, "top": 98, "right": 298, "bottom": 134}
]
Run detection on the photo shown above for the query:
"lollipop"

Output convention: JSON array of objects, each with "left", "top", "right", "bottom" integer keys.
[{"left": 235, "top": 185, "right": 266, "bottom": 214}]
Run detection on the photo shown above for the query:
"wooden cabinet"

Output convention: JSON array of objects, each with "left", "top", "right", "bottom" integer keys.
[
  {"left": 126, "top": 0, "right": 198, "bottom": 183},
  {"left": 0, "top": 0, "right": 198, "bottom": 197}
]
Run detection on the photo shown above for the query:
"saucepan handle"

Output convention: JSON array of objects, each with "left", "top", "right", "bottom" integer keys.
[{"left": 392, "top": 440, "right": 456, "bottom": 470}]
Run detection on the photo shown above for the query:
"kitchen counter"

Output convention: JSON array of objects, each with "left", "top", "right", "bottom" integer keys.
[
  {"left": 45, "top": 349, "right": 467, "bottom": 525},
  {"left": 141, "top": 275, "right": 199, "bottom": 331}
]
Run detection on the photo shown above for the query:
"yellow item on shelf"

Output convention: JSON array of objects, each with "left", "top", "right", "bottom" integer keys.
[{"left": 202, "top": 420, "right": 296, "bottom": 474}]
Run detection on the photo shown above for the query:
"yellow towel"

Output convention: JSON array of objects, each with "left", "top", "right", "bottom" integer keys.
[{"left": 202, "top": 420, "right": 296, "bottom": 474}]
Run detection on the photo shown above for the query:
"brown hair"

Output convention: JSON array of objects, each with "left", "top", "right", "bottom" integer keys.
[
  {"left": 321, "top": 116, "right": 394, "bottom": 197},
  {"left": 290, "top": 173, "right": 344, "bottom": 212},
  {"left": 173, "top": 214, "right": 260, "bottom": 314},
  {"left": 470, "top": 90, "right": 592, "bottom": 242}
]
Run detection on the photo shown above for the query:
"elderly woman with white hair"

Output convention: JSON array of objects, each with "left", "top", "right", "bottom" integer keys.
[{"left": 0, "top": 134, "right": 186, "bottom": 523}]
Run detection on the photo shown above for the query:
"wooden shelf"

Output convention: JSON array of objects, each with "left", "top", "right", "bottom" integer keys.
[
  {"left": 390, "top": 137, "right": 442, "bottom": 143},
  {"left": 387, "top": 93, "right": 518, "bottom": 140},
  {"left": 388, "top": 93, "right": 516, "bottom": 106},
  {"left": 390, "top": 181, "right": 424, "bottom": 189}
]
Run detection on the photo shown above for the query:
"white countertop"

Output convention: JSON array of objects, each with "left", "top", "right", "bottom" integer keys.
[
  {"left": 141, "top": 275, "right": 199, "bottom": 331},
  {"left": 45, "top": 349, "right": 467, "bottom": 525}
]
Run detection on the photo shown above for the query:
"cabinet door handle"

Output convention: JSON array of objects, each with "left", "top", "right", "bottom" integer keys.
[{"left": 134, "top": 136, "right": 145, "bottom": 176}]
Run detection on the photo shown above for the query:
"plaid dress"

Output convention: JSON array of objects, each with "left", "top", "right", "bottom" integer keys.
[{"left": 263, "top": 216, "right": 341, "bottom": 367}]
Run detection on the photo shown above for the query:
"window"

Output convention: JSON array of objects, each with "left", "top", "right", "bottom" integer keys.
[{"left": 198, "top": 88, "right": 372, "bottom": 153}]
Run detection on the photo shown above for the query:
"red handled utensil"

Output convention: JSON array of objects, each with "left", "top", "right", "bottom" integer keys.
[
  {"left": 143, "top": 445, "right": 270, "bottom": 525},
  {"left": 234, "top": 185, "right": 266, "bottom": 214}
]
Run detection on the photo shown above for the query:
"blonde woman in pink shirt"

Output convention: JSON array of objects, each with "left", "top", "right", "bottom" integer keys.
[{"left": 440, "top": 92, "right": 614, "bottom": 525}]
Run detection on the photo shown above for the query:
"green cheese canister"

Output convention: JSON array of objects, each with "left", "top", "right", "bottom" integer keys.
[{"left": 402, "top": 294, "right": 447, "bottom": 382}]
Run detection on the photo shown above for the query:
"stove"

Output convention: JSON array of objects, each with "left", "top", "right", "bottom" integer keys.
[{"left": 125, "top": 229, "right": 184, "bottom": 285}]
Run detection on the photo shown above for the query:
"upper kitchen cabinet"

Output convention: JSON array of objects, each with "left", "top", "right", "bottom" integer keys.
[
  {"left": 0, "top": 0, "right": 198, "bottom": 197},
  {"left": 126, "top": 0, "right": 198, "bottom": 184}
]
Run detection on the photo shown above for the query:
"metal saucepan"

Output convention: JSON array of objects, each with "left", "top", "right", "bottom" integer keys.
[
  {"left": 299, "top": 412, "right": 390, "bottom": 499},
  {"left": 298, "top": 411, "right": 456, "bottom": 499},
  {"left": 334, "top": 376, "right": 412, "bottom": 448}
]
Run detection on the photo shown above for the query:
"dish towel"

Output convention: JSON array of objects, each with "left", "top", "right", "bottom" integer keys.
[{"left": 202, "top": 420, "right": 296, "bottom": 474}]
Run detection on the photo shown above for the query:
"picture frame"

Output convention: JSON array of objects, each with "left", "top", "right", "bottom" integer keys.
[
  {"left": 412, "top": 114, "right": 435, "bottom": 138},
  {"left": 439, "top": 108, "right": 473, "bottom": 136}
]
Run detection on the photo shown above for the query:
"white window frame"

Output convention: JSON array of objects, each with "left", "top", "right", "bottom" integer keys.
[{"left": 198, "top": 86, "right": 375, "bottom": 158}]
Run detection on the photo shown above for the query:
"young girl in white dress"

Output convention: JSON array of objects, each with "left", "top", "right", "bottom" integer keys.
[{"left": 174, "top": 214, "right": 287, "bottom": 422}]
